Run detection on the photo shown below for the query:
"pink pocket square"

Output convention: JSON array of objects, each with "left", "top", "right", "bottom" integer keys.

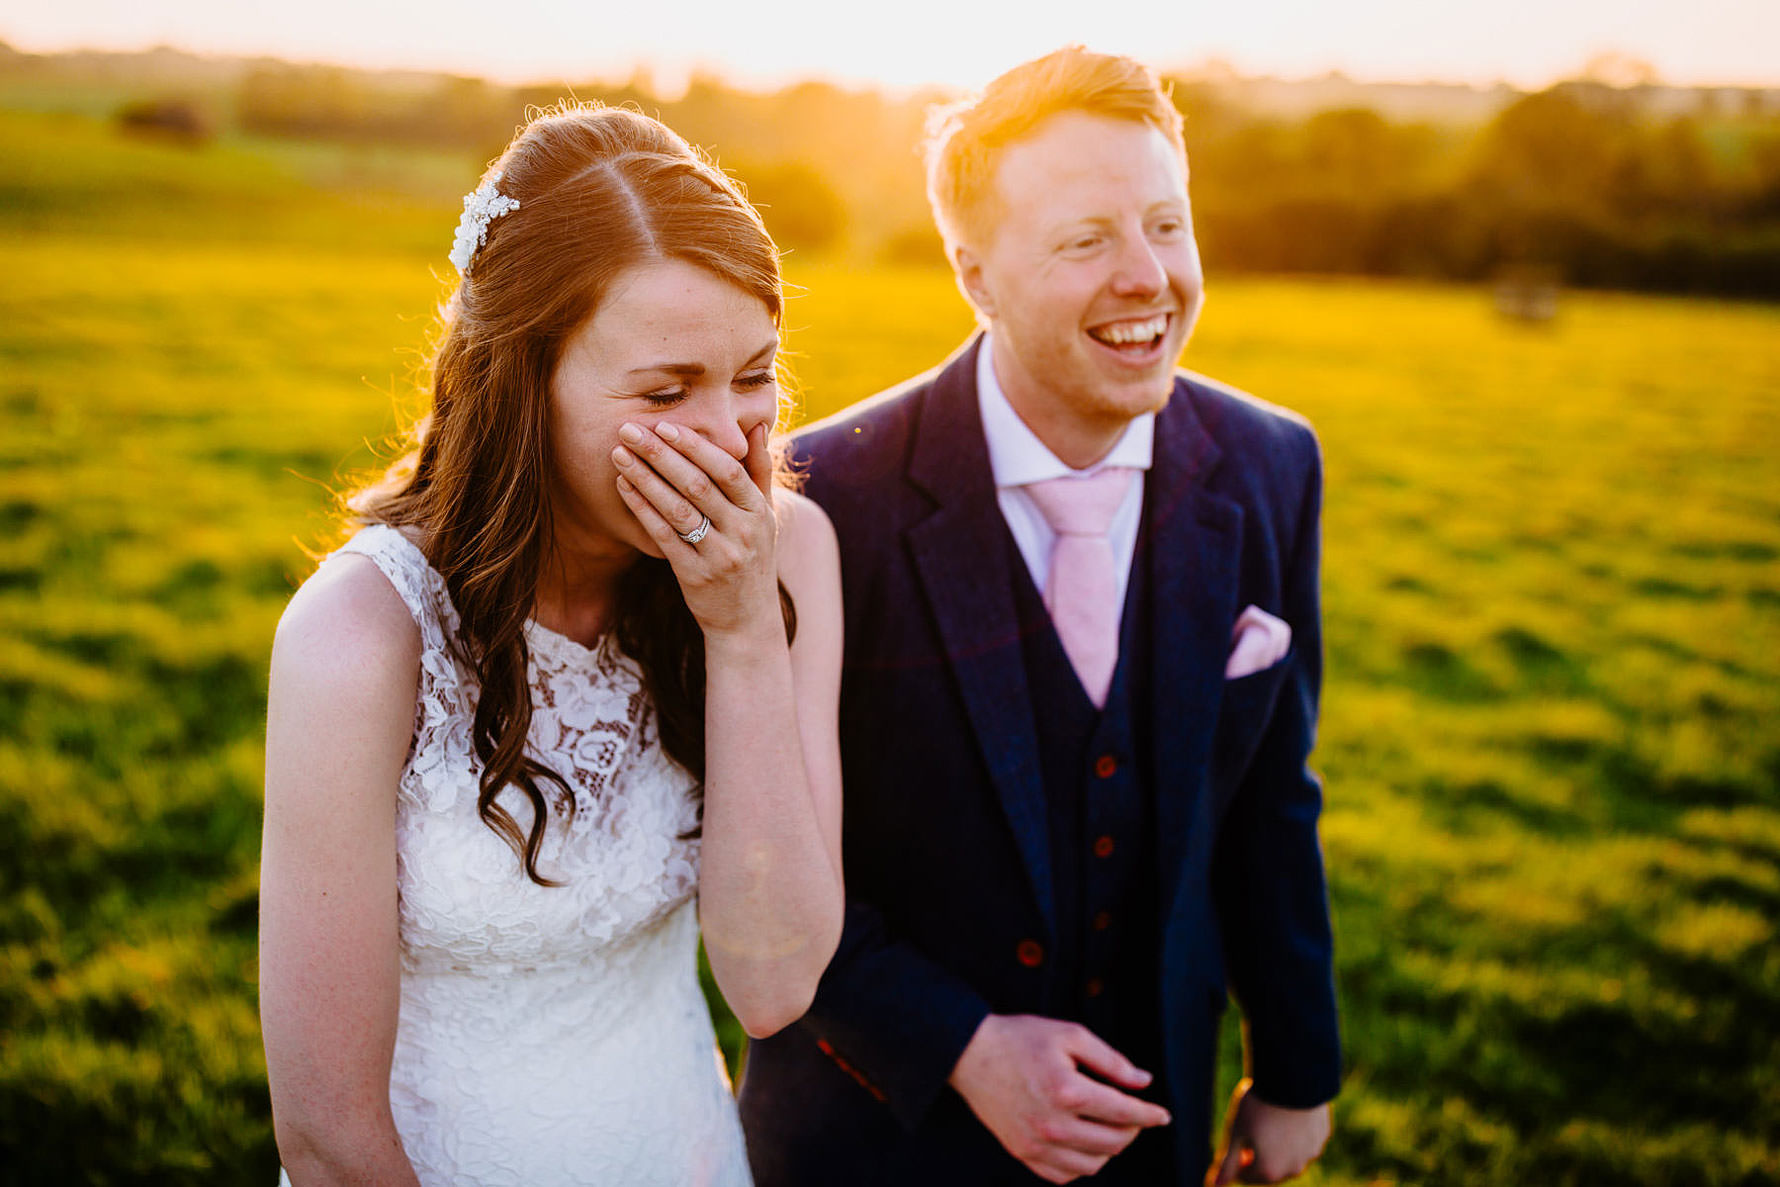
[{"left": 1225, "top": 605, "right": 1292, "bottom": 679}]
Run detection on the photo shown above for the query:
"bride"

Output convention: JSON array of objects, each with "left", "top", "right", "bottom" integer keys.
[{"left": 258, "top": 104, "right": 843, "bottom": 1185}]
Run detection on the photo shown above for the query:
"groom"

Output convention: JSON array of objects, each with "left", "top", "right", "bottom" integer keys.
[{"left": 741, "top": 47, "right": 1340, "bottom": 1185}]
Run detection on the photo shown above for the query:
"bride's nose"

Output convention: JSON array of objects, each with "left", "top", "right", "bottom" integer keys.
[{"left": 678, "top": 398, "right": 752, "bottom": 462}]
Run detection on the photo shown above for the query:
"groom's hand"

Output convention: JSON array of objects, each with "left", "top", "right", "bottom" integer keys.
[
  {"left": 1206, "top": 1078, "right": 1331, "bottom": 1184},
  {"left": 948, "top": 1013, "right": 1171, "bottom": 1184}
]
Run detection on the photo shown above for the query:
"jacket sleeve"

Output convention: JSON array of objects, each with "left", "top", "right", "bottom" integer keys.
[
  {"left": 783, "top": 393, "right": 996, "bottom": 1131},
  {"left": 1209, "top": 427, "right": 1343, "bottom": 1109},
  {"left": 795, "top": 900, "right": 992, "bottom": 1130}
]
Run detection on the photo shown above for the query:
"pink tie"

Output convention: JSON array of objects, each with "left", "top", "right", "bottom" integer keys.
[{"left": 1024, "top": 467, "right": 1136, "bottom": 708}]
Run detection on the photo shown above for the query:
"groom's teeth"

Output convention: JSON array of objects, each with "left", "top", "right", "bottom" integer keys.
[{"left": 1091, "top": 315, "right": 1168, "bottom": 345}]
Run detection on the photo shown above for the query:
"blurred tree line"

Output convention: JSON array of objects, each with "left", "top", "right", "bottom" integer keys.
[
  {"left": 230, "top": 64, "right": 922, "bottom": 260},
  {"left": 1178, "top": 80, "right": 1780, "bottom": 297},
  {"left": 8, "top": 42, "right": 1776, "bottom": 296},
  {"left": 228, "top": 63, "right": 1780, "bottom": 297}
]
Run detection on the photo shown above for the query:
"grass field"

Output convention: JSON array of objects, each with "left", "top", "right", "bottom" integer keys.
[{"left": 2, "top": 108, "right": 1778, "bottom": 1184}]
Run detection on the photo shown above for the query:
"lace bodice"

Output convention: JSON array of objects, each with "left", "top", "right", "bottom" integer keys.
[{"left": 288, "top": 524, "right": 751, "bottom": 1186}]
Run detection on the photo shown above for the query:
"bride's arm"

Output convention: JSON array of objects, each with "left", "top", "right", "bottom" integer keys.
[
  {"left": 259, "top": 556, "right": 424, "bottom": 1186},
  {"left": 698, "top": 486, "right": 845, "bottom": 1036},
  {"left": 614, "top": 423, "right": 844, "bottom": 1038}
]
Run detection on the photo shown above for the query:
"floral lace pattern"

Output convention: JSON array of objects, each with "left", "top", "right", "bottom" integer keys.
[{"left": 284, "top": 524, "right": 751, "bottom": 1186}]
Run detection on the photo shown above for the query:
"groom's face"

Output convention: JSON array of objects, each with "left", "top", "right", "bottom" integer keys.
[{"left": 959, "top": 111, "right": 1203, "bottom": 446}]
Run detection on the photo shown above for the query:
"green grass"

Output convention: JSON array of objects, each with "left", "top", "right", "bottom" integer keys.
[{"left": 2, "top": 108, "right": 1778, "bottom": 1184}]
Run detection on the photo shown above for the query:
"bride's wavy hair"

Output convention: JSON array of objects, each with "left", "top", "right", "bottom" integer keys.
[{"left": 347, "top": 103, "right": 794, "bottom": 885}]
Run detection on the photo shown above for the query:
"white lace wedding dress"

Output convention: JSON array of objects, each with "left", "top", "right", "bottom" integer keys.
[{"left": 281, "top": 524, "right": 752, "bottom": 1186}]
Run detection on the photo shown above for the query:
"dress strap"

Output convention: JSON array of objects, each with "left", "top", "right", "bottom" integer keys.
[{"left": 331, "top": 524, "right": 452, "bottom": 635}]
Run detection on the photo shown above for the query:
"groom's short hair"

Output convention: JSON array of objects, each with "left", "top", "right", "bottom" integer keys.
[{"left": 924, "top": 46, "right": 1186, "bottom": 255}]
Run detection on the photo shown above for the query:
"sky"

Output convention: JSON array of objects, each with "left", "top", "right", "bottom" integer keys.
[{"left": 4, "top": 0, "right": 1778, "bottom": 92}]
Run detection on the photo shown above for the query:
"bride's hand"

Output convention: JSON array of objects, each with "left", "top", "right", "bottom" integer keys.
[{"left": 612, "top": 419, "right": 781, "bottom": 640}]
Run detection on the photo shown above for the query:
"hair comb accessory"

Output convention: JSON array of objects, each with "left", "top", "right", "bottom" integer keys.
[{"left": 449, "top": 171, "right": 521, "bottom": 276}]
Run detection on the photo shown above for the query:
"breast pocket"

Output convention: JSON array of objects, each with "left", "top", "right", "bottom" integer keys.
[{"left": 1209, "top": 646, "right": 1295, "bottom": 821}]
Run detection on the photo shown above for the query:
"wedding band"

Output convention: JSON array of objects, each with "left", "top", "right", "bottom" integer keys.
[{"left": 677, "top": 514, "right": 711, "bottom": 544}]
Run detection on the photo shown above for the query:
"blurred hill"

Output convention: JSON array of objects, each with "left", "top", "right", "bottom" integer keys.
[
  {"left": 1168, "top": 63, "right": 1522, "bottom": 124},
  {"left": 1164, "top": 58, "right": 1780, "bottom": 124},
  {"left": 4, "top": 40, "right": 1778, "bottom": 296}
]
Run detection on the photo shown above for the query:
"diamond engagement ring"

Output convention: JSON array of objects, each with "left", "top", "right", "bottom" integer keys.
[{"left": 677, "top": 514, "right": 712, "bottom": 544}]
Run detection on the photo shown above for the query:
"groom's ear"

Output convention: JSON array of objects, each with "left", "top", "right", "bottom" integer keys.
[{"left": 953, "top": 245, "right": 997, "bottom": 320}]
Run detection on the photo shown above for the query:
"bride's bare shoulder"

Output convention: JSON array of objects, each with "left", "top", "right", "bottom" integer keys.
[
  {"left": 774, "top": 488, "right": 840, "bottom": 597},
  {"left": 272, "top": 550, "right": 422, "bottom": 698}
]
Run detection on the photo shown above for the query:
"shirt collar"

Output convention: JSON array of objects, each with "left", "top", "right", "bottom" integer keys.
[{"left": 975, "top": 333, "right": 1155, "bottom": 490}]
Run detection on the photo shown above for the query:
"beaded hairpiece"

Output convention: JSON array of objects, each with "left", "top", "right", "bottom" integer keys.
[{"left": 448, "top": 170, "right": 521, "bottom": 276}]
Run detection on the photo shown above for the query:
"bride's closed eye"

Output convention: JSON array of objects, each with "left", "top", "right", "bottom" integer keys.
[{"left": 637, "top": 372, "right": 773, "bottom": 407}]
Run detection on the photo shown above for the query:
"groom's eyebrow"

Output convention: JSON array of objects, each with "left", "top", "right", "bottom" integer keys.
[{"left": 626, "top": 338, "right": 778, "bottom": 377}]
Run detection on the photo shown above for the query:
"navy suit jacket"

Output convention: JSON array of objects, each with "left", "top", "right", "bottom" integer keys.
[{"left": 740, "top": 337, "right": 1340, "bottom": 1184}]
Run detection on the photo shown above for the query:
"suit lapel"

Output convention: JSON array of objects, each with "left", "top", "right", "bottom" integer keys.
[
  {"left": 905, "top": 338, "right": 1056, "bottom": 938},
  {"left": 1145, "top": 380, "right": 1244, "bottom": 915}
]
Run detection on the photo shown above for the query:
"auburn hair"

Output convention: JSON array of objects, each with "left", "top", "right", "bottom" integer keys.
[
  {"left": 348, "top": 103, "right": 793, "bottom": 885},
  {"left": 924, "top": 46, "right": 1186, "bottom": 253}
]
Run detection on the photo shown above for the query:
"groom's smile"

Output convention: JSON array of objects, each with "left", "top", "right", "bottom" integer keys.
[{"left": 1085, "top": 310, "right": 1176, "bottom": 365}]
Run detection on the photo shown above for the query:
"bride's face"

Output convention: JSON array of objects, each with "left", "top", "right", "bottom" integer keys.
[{"left": 548, "top": 258, "right": 780, "bottom": 559}]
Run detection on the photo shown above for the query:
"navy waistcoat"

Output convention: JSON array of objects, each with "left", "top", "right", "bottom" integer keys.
[{"left": 1009, "top": 531, "right": 1173, "bottom": 1183}]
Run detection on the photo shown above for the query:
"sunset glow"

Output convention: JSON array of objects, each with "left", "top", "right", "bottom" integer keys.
[{"left": 6, "top": 0, "right": 1779, "bottom": 91}]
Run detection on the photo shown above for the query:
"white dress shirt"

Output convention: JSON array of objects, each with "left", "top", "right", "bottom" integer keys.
[{"left": 975, "top": 336, "right": 1155, "bottom": 610}]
